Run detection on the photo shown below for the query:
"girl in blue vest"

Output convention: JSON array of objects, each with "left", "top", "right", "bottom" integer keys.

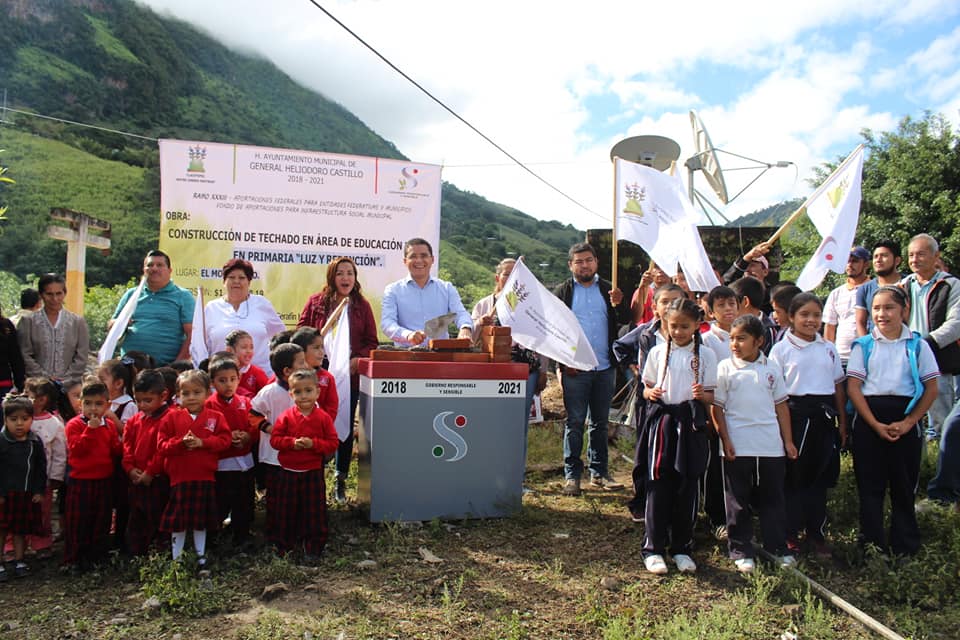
[
  {"left": 846, "top": 286, "right": 938, "bottom": 555},
  {"left": 639, "top": 298, "right": 717, "bottom": 574},
  {"left": 769, "top": 293, "right": 847, "bottom": 557}
]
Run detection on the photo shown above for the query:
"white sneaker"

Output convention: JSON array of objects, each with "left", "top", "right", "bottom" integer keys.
[
  {"left": 778, "top": 555, "right": 797, "bottom": 568},
  {"left": 673, "top": 554, "right": 697, "bottom": 573},
  {"left": 644, "top": 554, "right": 668, "bottom": 575},
  {"left": 734, "top": 558, "right": 755, "bottom": 573}
]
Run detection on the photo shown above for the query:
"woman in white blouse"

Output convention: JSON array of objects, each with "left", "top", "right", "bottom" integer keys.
[{"left": 203, "top": 259, "right": 285, "bottom": 372}]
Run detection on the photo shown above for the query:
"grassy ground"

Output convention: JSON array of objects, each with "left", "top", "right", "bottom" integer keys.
[{"left": 0, "top": 418, "right": 957, "bottom": 639}]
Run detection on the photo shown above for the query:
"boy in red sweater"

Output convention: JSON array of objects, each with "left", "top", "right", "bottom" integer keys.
[
  {"left": 158, "top": 370, "right": 231, "bottom": 566},
  {"left": 206, "top": 357, "right": 258, "bottom": 546},
  {"left": 226, "top": 330, "right": 269, "bottom": 398},
  {"left": 290, "top": 328, "right": 339, "bottom": 421},
  {"left": 63, "top": 381, "right": 121, "bottom": 570},
  {"left": 121, "top": 370, "right": 172, "bottom": 557},
  {"left": 270, "top": 369, "right": 339, "bottom": 562}
]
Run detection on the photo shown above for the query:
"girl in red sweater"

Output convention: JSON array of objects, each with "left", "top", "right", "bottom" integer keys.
[
  {"left": 157, "top": 370, "right": 230, "bottom": 567},
  {"left": 63, "top": 381, "right": 121, "bottom": 571},
  {"left": 226, "top": 330, "right": 268, "bottom": 398},
  {"left": 270, "top": 369, "right": 339, "bottom": 562}
]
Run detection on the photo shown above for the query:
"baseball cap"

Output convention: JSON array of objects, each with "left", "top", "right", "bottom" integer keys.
[{"left": 850, "top": 246, "right": 870, "bottom": 261}]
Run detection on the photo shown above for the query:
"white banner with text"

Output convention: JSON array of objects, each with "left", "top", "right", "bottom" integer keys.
[{"left": 158, "top": 139, "right": 442, "bottom": 326}]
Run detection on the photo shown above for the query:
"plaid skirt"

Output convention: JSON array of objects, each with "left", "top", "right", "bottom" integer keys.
[
  {"left": 160, "top": 481, "right": 219, "bottom": 533},
  {"left": 1, "top": 490, "right": 43, "bottom": 535},
  {"left": 273, "top": 468, "right": 328, "bottom": 554},
  {"left": 64, "top": 477, "right": 114, "bottom": 564}
]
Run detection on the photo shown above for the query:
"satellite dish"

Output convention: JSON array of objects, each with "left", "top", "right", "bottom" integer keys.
[
  {"left": 610, "top": 135, "right": 680, "bottom": 172},
  {"left": 687, "top": 110, "right": 729, "bottom": 204}
]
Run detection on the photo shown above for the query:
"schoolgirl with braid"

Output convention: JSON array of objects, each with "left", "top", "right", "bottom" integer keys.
[{"left": 639, "top": 298, "right": 718, "bottom": 575}]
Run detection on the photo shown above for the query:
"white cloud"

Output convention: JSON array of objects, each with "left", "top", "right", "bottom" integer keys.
[
  {"left": 609, "top": 79, "right": 701, "bottom": 111},
  {"left": 869, "top": 67, "right": 901, "bottom": 92},
  {"left": 136, "top": 0, "right": 959, "bottom": 230},
  {"left": 906, "top": 25, "right": 960, "bottom": 74}
]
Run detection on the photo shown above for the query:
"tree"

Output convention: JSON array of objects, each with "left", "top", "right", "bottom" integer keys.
[{"left": 781, "top": 112, "right": 960, "bottom": 285}]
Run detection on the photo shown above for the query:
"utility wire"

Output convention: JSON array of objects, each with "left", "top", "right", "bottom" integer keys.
[
  {"left": 1, "top": 106, "right": 158, "bottom": 141},
  {"left": 303, "top": 0, "right": 607, "bottom": 222}
]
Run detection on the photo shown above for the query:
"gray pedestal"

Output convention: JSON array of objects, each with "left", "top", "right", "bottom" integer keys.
[{"left": 357, "top": 360, "right": 529, "bottom": 522}]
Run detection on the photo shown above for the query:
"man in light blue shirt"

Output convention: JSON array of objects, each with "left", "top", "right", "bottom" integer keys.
[
  {"left": 381, "top": 238, "right": 473, "bottom": 346},
  {"left": 553, "top": 242, "right": 629, "bottom": 496}
]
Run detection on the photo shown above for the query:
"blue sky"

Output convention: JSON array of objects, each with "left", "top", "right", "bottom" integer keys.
[{"left": 141, "top": 0, "right": 960, "bottom": 229}]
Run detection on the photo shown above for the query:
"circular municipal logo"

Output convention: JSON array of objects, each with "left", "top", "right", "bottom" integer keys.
[{"left": 431, "top": 411, "right": 469, "bottom": 462}]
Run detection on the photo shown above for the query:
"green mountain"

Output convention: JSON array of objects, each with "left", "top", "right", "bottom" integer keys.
[
  {"left": 725, "top": 198, "right": 803, "bottom": 228},
  {"left": 0, "top": 0, "right": 580, "bottom": 301}
]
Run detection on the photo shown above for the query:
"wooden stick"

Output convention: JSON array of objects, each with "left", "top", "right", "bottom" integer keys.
[
  {"left": 756, "top": 548, "right": 906, "bottom": 640},
  {"left": 611, "top": 156, "right": 619, "bottom": 292},
  {"left": 320, "top": 296, "right": 349, "bottom": 338},
  {"left": 198, "top": 286, "right": 208, "bottom": 354},
  {"left": 765, "top": 144, "right": 865, "bottom": 245}
]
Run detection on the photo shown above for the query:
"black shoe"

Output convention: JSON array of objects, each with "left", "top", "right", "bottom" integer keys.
[
  {"left": 628, "top": 507, "right": 645, "bottom": 523},
  {"left": 335, "top": 478, "right": 347, "bottom": 504},
  {"left": 14, "top": 563, "right": 28, "bottom": 578},
  {"left": 0, "top": 568, "right": 7, "bottom": 582}
]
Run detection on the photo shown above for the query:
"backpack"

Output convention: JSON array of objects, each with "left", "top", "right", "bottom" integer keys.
[{"left": 847, "top": 331, "right": 924, "bottom": 414}]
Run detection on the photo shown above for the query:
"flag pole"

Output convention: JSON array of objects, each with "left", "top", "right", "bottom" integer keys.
[
  {"left": 611, "top": 156, "right": 619, "bottom": 292},
  {"left": 320, "top": 296, "right": 349, "bottom": 338},
  {"left": 765, "top": 144, "right": 865, "bottom": 246},
  {"left": 198, "top": 286, "right": 207, "bottom": 354}
]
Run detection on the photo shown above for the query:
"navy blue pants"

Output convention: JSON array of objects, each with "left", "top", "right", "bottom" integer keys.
[
  {"left": 723, "top": 456, "right": 787, "bottom": 559},
  {"left": 852, "top": 396, "right": 921, "bottom": 555},
  {"left": 643, "top": 468, "right": 699, "bottom": 557},
  {"left": 928, "top": 399, "right": 960, "bottom": 504}
]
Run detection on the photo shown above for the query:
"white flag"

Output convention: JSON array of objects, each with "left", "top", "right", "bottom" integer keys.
[
  {"left": 98, "top": 278, "right": 144, "bottom": 364},
  {"left": 189, "top": 286, "right": 208, "bottom": 366},
  {"left": 796, "top": 146, "right": 865, "bottom": 291},
  {"left": 669, "top": 173, "right": 722, "bottom": 292},
  {"left": 495, "top": 258, "right": 598, "bottom": 370},
  {"left": 324, "top": 302, "right": 352, "bottom": 441},
  {"left": 614, "top": 157, "right": 698, "bottom": 274},
  {"left": 674, "top": 222, "right": 722, "bottom": 292}
]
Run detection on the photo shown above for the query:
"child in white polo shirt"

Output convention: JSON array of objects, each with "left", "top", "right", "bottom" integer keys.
[
  {"left": 713, "top": 314, "right": 798, "bottom": 573},
  {"left": 639, "top": 298, "right": 718, "bottom": 575},
  {"left": 846, "top": 285, "right": 938, "bottom": 556},
  {"left": 701, "top": 285, "right": 741, "bottom": 537},
  {"left": 769, "top": 292, "right": 847, "bottom": 557}
]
